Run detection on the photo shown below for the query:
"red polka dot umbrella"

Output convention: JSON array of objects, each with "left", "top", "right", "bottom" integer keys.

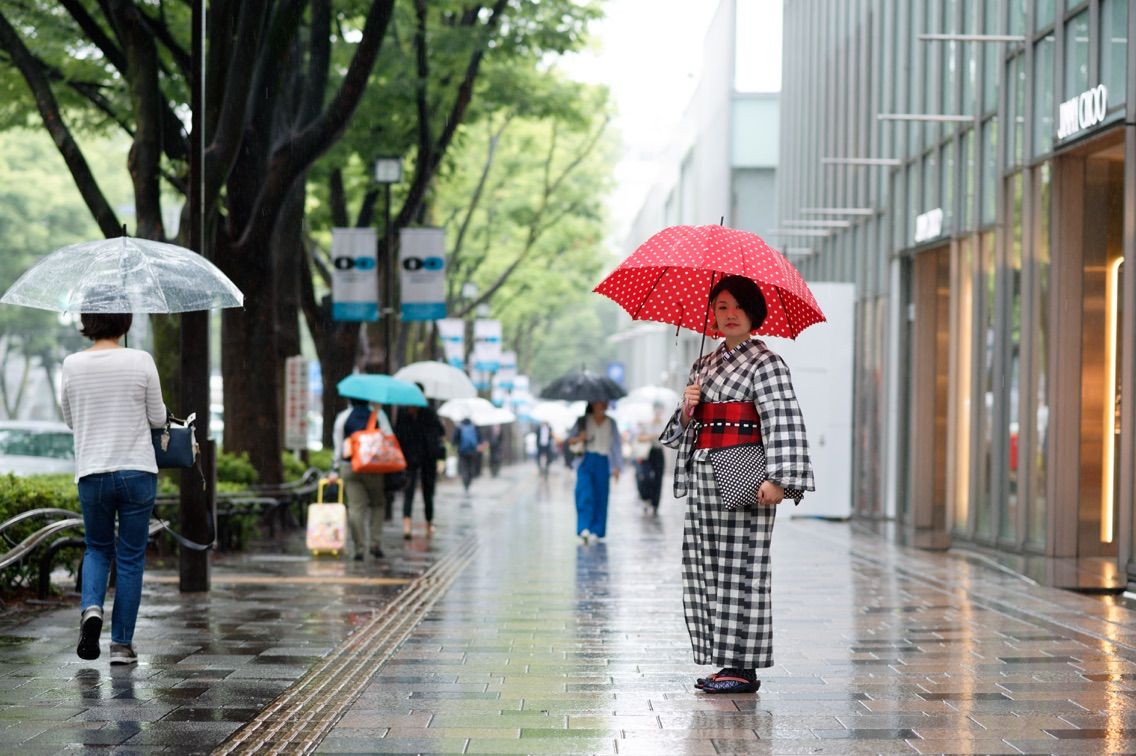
[{"left": 593, "top": 225, "right": 825, "bottom": 339}]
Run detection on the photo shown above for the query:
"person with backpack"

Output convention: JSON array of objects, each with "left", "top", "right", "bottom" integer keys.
[
  {"left": 452, "top": 417, "right": 482, "bottom": 493},
  {"left": 335, "top": 398, "right": 392, "bottom": 561}
]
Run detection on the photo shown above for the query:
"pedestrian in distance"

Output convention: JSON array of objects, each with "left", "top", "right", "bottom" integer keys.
[
  {"left": 394, "top": 385, "right": 445, "bottom": 539},
  {"left": 487, "top": 424, "right": 505, "bottom": 477},
  {"left": 635, "top": 402, "right": 668, "bottom": 514},
  {"left": 453, "top": 417, "right": 482, "bottom": 494},
  {"left": 661, "top": 275, "right": 814, "bottom": 695},
  {"left": 335, "top": 398, "right": 391, "bottom": 561},
  {"left": 63, "top": 312, "right": 167, "bottom": 665},
  {"left": 567, "top": 401, "right": 623, "bottom": 544},
  {"left": 535, "top": 421, "right": 555, "bottom": 475}
]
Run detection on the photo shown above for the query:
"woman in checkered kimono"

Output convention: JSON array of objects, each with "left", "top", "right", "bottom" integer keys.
[{"left": 661, "top": 275, "right": 814, "bottom": 694}]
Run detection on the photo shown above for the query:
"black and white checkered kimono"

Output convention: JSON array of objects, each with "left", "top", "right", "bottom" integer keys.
[{"left": 661, "top": 338, "right": 814, "bottom": 669}]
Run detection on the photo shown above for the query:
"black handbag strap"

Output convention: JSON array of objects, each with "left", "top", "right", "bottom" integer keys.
[{"left": 153, "top": 497, "right": 216, "bottom": 551}]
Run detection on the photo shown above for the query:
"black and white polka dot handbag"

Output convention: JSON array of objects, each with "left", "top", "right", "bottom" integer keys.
[{"left": 708, "top": 444, "right": 765, "bottom": 510}]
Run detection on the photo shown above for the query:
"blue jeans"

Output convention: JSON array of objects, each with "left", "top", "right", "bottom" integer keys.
[
  {"left": 575, "top": 452, "right": 611, "bottom": 538},
  {"left": 78, "top": 470, "right": 157, "bottom": 645}
]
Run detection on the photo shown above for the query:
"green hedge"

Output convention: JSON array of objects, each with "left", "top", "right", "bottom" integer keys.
[
  {"left": 0, "top": 474, "right": 81, "bottom": 591},
  {"left": 1, "top": 450, "right": 334, "bottom": 593}
]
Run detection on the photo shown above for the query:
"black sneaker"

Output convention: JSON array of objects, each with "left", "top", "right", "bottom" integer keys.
[
  {"left": 76, "top": 606, "right": 103, "bottom": 660},
  {"left": 109, "top": 643, "right": 137, "bottom": 665},
  {"left": 370, "top": 547, "right": 384, "bottom": 558}
]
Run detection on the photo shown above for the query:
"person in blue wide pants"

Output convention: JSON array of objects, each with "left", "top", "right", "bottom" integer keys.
[{"left": 567, "top": 401, "right": 624, "bottom": 544}]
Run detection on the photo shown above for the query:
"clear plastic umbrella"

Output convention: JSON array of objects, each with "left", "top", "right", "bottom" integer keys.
[
  {"left": 393, "top": 361, "right": 477, "bottom": 400},
  {"left": 437, "top": 397, "right": 498, "bottom": 424},
  {"left": 0, "top": 236, "right": 244, "bottom": 313}
]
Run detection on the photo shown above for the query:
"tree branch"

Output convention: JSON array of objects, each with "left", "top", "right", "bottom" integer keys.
[
  {"left": 58, "top": 0, "right": 127, "bottom": 74},
  {"left": 204, "top": 2, "right": 272, "bottom": 209},
  {"left": 414, "top": 0, "right": 432, "bottom": 173},
  {"left": 0, "top": 9, "right": 120, "bottom": 237},
  {"left": 108, "top": 0, "right": 165, "bottom": 240},
  {"left": 236, "top": 0, "right": 397, "bottom": 253},
  {"left": 137, "top": 5, "right": 191, "bottom": 73},
  {"left": 451, "top": 116, "right": 509, "bottom": 268},
  {"left": 394, "top": 0, "right": 508, "bottom": 231},
  {"left": 455, "top": 118, "right": 608, "bottom": 317}
]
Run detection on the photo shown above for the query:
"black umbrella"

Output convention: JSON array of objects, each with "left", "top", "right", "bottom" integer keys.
[{"left": 539, "top": 371, "right": 626, "bottom": 403}]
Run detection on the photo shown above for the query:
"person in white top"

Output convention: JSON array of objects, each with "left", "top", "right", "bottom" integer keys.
[
  {"left": 61, "top": 313, "right": 167, "bottom": 666},
  {"left": 566, "top": 400, "right": 624, "bottom": 544}
]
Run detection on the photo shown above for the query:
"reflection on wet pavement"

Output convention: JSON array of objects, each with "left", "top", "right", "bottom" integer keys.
[{"left": 4, "top": 462, "right": 1136, "bottom": 753}]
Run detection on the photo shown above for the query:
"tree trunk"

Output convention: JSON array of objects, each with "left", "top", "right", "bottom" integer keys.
[
  {"left": 275, "top": 183, "right": 305, "bottom": 364},
  {"left": 221, "top": 239, "right": 283, "bottom": 485}
]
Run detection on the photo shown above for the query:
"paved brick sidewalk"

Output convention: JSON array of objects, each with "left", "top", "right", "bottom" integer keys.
[
  {"left": 316, "top": 467, "right": 1136, "bottom": 755},
  {"left": 0, "top": 470, "right": 518, "bottom": 753},
  {"left": 4, "top": 461, "right": 1136, "bottom": 754}
]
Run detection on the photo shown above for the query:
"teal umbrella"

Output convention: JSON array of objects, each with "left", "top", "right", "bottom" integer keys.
[{"left": 336, "top": 374, "right": 427, "bottom": 407}]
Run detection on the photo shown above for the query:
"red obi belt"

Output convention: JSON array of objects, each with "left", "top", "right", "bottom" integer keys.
[{"left": 694, "top": 401, "right": 762, "bottom": 450}]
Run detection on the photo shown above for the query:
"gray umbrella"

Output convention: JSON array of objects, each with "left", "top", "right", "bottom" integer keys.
[
  {"left": 539, "top": 371, "right": 626, "bottom": 403},
  {"left": 0, "top": 235, "right": 243, "bottom": 313}
]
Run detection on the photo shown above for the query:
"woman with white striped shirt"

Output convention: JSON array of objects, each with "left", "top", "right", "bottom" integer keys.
[{"left": 61, "top": 313, "right": 167, "bottom": 665}]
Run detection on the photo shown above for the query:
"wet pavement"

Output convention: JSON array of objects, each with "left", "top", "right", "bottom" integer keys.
[{"left": 3, "top": 463, "right": 1136, "bottom": 753}]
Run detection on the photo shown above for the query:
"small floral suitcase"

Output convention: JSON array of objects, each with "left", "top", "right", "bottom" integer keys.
[{"left": 306, "top": 478, "right": 346, "bottom": 556}]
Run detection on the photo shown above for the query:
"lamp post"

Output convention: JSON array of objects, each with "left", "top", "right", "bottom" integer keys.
[
  {"left": 374, "top": 156, "right": 403, "bottom": 373},
  {"left": 180, "top": 0, "right": 211, "bottom": 592}
]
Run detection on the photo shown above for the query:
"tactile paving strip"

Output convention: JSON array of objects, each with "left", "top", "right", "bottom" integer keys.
[{"left": 213, "top": 534, "right": 478, "bottom": 755}]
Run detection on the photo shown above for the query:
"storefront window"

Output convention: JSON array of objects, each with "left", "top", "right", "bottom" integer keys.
[
  {"left": 941, "top": 141, "right": 956, "bottom": 232},
  {"left": 1035, "top": 0, "right": 1055, "bottom": 31},
  {"left": 976, "top": 231, "right": 997, "bottom": 539},
  {"left": 923, "top": 151, "right": 938, "bottom": 218},
  {"left": 982, "top": 1, "right": 1000, "bottom": 113},
  {"left": 907, "top": 164, "right": 920, "bottom": 246},
  {"left": 961, "top": 42, "right": 976, "bottom": 115},
  {"left": 1064, "top": 11, "right": 1089, "bottom": 101},
  {"left": 981, "top": 118, "right": 998, "bottom": 226},
  {"left": 1101, "top": 0, "right": 1128, "bottom": 109},
  {"left": 954, "top": 237, "right": 974, "bottom": 534},
  {"left": 943, "top": 39, "right": 958, "bottom": 116},
  {"left": 963, "top": 129, "right": 976, "bottom": 230},
  {"left": 892, "top": 171, "right": 906, "bottom": 251},
  {"left": 1008, "top": 0, "right": 1026, "bottom": 38},
  {"left": 1029, "top": 164, "right": 1051, "bottom": 549},
  {"left": 1033, "top": 33, "right": 1056, "bottom": 156},
  {"left": 1003, "top": 173, "right": 1024, "bottom": 543},
  {"left": 1007, "top": 54, "right": 1025, "bottom": 166}
]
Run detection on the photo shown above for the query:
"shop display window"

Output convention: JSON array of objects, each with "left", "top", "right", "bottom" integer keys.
[
  {"left": 1033, "top": 34, "right": 1056, "bottom": 156},
  {"left": 1101, "top": 0, "right": 1127, "bottom": 110},
  {"left": 1064, "top": 11, "right": 1089, "bottom": 101}
]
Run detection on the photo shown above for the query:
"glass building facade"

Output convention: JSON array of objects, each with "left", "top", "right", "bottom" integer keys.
[{"left": 780, "top": 0, "right": 1136, "bottom": 590}]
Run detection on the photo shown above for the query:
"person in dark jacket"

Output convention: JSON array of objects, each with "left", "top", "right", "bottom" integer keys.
[
  {"left": 394, "top": 387, "right": 445, "bottom": 539},
  {"left": 452, "top": 417, "right": 482, "bottom": 493}
]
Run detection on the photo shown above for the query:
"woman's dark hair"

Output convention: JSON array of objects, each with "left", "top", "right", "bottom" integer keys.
[
  {"left": 79, "top": 313, "right": 133, "bottom": 341},
  {"left": 708, "top": 275, "right": 767, "bottom": 330}
]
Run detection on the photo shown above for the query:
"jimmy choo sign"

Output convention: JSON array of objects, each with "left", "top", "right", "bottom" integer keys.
[{"left": 1057, "top": 84, "right": 1108, "bottom": 140}]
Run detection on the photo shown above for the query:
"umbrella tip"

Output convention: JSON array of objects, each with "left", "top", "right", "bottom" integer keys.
[{"left": 121, "top": 224, "right": 128, "bottom": 237}]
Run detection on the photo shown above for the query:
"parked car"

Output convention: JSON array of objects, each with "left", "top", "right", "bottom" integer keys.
[{"left": 0, "top": 420, "right": 75, "bottom": 476}]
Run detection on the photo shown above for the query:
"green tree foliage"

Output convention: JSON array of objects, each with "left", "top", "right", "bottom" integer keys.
[
  {"left": 0, "top": 129, "right": 131, "bottom": 418},
  {"left": 428, "top": 81, "right": 617, "bottom": 382},
  {"left": 0, "top": 0, "right": 604, "bottom": 482}
]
